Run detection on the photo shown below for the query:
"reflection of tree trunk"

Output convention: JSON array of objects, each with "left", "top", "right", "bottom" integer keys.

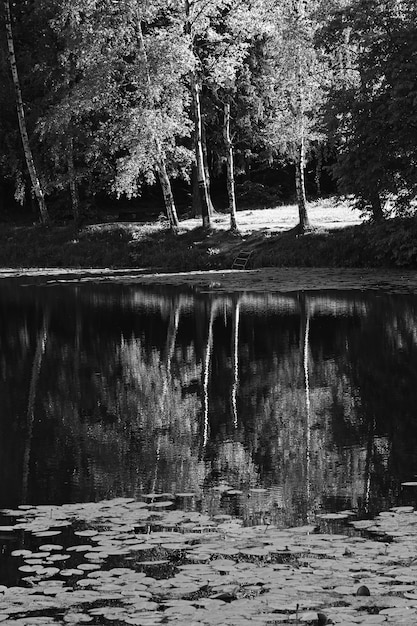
[
  {"left": 73, "top": 303, "right": 83, "bottom": 483},
  {"left": 303, "top": 308, "right": 311, "bottom": 521},
  {"left": 299, "top": 293, "right": 312, "bottom": 522},
  {"left": 151, "top": 433, "right": 161, "bottom": 497},
  {"left": 22, "top": 313, "right": 49, "bottom": 503},
  {"left": 4, "top": 0, "right": 49, "bottom": 225},
  {"left": 202, "top": 301, "right": 217, "bottom": 448},
  {"left": 223, "top": 101, "right": 238, "bottom": 232},
  {"left": 231, "top": 298, "right": 241, "bottom": 429},
  {"left": 165, "top": 297, "right": 182, "bottom": 374},
  {"left": 363, "top": 416, "right": 376, "bottom": 514},
  {"left": 159, "top": 297, "right": 183, "bottom": 436}
]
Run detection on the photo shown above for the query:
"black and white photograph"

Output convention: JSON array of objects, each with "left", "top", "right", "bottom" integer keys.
[{"left": 1, "top": 1, "right": 417, "bottom": 624}]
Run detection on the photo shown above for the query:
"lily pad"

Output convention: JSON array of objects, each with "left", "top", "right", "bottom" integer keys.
[{"left": 63, "top": 613, "right": 94, "bottom": 623}]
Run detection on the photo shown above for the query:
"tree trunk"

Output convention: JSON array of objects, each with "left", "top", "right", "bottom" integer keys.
[
  {"left": 157, "top": 158, "right": 179, "bottom": 233},
  {"left": 4, "top": 0, "right": 49, "bottom": 225},
  {"left": 295, "top": 0, "right": 310, "bottom": 233},
  {"left": 67, "top": 136, "right": 80, "bottom": 227},
  {"left": 192, "top": 137, "right": 215, "bottom": 217},
  {"left": 136, "top": 9, "right": 179, "bottom": 232},
  {"left": 223, "top": 101, "right": 238, "bottom": 232},
  {"left": 315, "top": 143, "right": 322, "bottom": 196},
  {"left": 370, "top": 191, "right": 384, "bottom": 221},
  {"left": 185, "top": 0, "right": 212, "bottom": 229},
  {"left": 295, "top": 138, "right": 310, "bottom": 232},
  {"left": 201, "top": 123, "right": 215, "bottom": 216},
  {"left": 191, "top": 165, "right": 201, "bottom": 216},
  {"left": 191, "top": 74, "right": 211, "bottom": 229}
]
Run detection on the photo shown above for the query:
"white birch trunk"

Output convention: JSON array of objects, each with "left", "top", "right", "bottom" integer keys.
[
  {"left": 4, "top": 0, "right": 49, "bottom": 225},
  {"left": 191, "top": 74, "right": 211, "bottom": 229},
  {"left": 295, "top": 136, "right": 309, "bottom": 231},
  {"left": 295, "top": 0, "right": 310, "bottom": 232},
  {"left": 185, "top": 0, "right": 212, "bottom": 229},
  {"left": 157, "top": 158, "right": 179, "bottom": 232},
  {"left": 223, "top": 101, "right": 238, "bottom": 232},
  {"left": 136, "top": 9, "right": 179, "bottom": 233}
]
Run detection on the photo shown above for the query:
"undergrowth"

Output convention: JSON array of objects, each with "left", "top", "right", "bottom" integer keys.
[{"left": 1, "top": 214, "right": 417, "bottom": 270}]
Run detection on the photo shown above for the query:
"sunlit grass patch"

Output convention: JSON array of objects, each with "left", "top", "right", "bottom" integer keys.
[{"left": 1, "top": 199, "right": 417, "bottom": 270}]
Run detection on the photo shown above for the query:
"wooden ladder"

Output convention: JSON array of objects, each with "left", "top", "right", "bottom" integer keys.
[{"left": 232, "top": 250, "right": 253, "bottom": 270}]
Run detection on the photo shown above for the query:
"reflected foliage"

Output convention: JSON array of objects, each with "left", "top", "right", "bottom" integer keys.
[{"left": 1, "top": 284, "right": 417, "bottom": 527}]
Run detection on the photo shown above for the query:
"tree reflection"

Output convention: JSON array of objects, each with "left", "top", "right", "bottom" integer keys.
[
  {"left": 22, "top": 310, "right": 49, "bottom": 503},
  {"left": 1, "top": 285, "right": 417, "bottom": 525},
  {"left": 231, "top": 296, "right": 241, "bottom": 430}
]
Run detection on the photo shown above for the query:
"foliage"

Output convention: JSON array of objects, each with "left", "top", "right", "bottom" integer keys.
[
  {"left": 258, "top": 0, "right": 324, "bottom": 159},
  {"left": 1, "top": 0, "right": 417, "bottom": 226},
  {"left": 36, "top": 0, "right": 194, "bottom": 201},
  {"left": 319, "top": 0, "right": 417, "bottom": 216}
]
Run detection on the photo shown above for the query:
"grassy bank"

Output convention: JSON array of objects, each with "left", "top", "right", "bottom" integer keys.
[{"left": 1, "top": 201, "right": 417, "bottom": 270}]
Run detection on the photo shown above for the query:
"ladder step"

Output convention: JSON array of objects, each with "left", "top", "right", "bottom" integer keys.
[{"left": 232, "top": 250, "right": 254, "bottom": 270}]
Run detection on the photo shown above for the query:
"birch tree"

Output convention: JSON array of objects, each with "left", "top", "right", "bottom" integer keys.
[
  {"left": 223, "top": 101, "right": 238, "bottom": 231},
  {"left": 201, "top": 0, "right": 269, "bottom": 231},
  {"left": 260, "top": 0, "right": 325, "bottom": 232},
  {"left": 184, "top": 0, "right": 216, "bottom": 228},
  {"left": 134, "top": 11, "right": 180, "bottom": 232},
  {"left": 37, "top": 0, "right": 192, "bottom": 230},
  {"left": 3, "top": 0, "right": 49, "bottom": 224},
  {"left": 293, "top": 0, "right": 310, "bottom": 231}
]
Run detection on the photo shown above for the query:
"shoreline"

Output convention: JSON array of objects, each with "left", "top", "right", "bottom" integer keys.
[
  {"left": 1, "top": 266, "right": 417, "bottom": 294},
  {"left": 2, "top": 202, "right": 417, "bottom": 273}
]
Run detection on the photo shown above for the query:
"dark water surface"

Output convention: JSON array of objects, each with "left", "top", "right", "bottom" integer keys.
[{"left": 1, "top": 282, "right": 417, "bottom": 529}]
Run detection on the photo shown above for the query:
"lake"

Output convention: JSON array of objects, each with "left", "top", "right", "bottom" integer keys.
[{"left": 1, "top": 281, "right": 417, "bottom": 531}]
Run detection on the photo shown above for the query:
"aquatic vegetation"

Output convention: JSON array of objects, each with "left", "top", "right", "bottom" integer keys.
[{"left": 1, "top": 499, "right": 417, "bottom": 623}]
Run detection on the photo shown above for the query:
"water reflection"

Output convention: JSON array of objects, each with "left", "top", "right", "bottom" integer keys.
[{"left": 1, "top": 283, "right": 417, "bottom": 527}]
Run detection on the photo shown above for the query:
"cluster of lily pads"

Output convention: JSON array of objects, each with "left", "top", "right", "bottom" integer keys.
[{"left": 1, "top": 496, "right": 417, "bottom": 624}]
